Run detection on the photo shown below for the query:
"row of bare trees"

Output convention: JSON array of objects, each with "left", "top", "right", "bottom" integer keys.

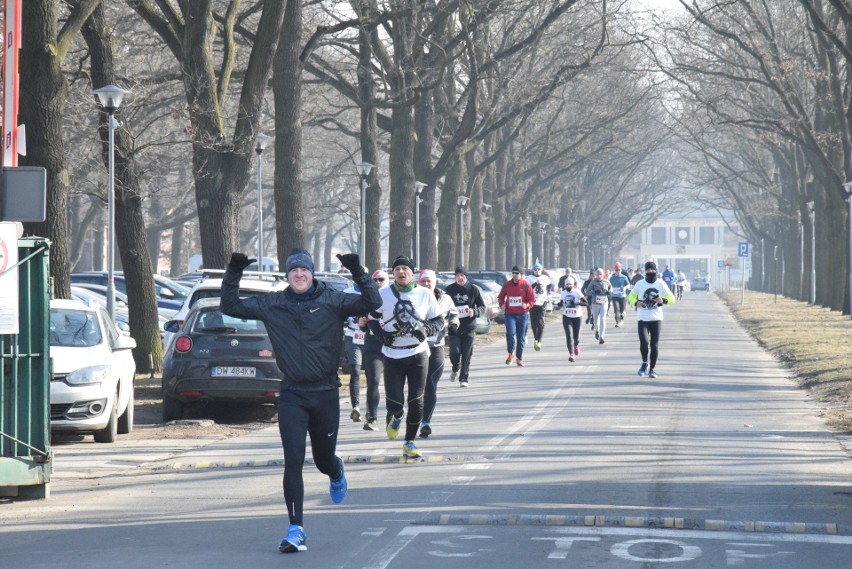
[{"left": 16, "top": 0, "right": 851, "bottom": 374}]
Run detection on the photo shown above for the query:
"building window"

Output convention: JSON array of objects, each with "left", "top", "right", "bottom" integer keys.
[
  {"left": 699, "top": 227, "right": 715, "bottom": 244},
  {"left": 675, "top": 227, "right": 690, "bottom": 245},
  {"left": 651, "top": 227, "right": 667, "bottom": 245}
]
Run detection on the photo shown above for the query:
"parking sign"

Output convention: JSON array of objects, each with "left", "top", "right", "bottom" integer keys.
[{"left": 738, "top": 242, "right": 749, "bottom": 257}]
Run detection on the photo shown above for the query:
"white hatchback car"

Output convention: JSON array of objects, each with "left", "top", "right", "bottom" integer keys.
[{"left": 49, "top": 299, "right": 137, "bottom": 443}]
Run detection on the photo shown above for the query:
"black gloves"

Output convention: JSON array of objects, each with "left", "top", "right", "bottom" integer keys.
[
  {"left": 336, "top": 253, "right": 365, "bottom": 277},
  {"left": 448, "top": 323, "right": 459, "bottom": 336},
  {"left": 229, "top": 252, "right": 256, "bottom": 272},
  {"left": 410, "top": 320, "right": 427, "bottom": 342}
]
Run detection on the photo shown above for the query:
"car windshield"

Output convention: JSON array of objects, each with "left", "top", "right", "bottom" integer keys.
[
  {"left": 192, "top": 309, "right": 267, "bottom": 334},
  {"left": 49, "top": 308, "right": 102, "bottom": 347},
  {"left": 189, "top": 287, "right": 269, "bottom": 309}
]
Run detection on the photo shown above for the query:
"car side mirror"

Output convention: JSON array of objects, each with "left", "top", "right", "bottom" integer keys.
[
  {"left": 160, "top": 288, "right": 175, "bottom": 299},
  {"left": 113, "top": 336, "right": 137, "bottom": 350},
  {"left": 164, "top": 320, "right": 181, "bottom": 333}
]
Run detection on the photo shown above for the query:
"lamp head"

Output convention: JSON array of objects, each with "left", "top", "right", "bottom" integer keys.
[
  {"left": 256, "top": 133, "right": 273, "bottom": 154},
  {"left": 457, "top": 195, "right": 469, "bottom": 208},
  {"left": 414, "top": 181, "right": 426, "bottom": 196},
  {"left": 806, "top": 201, "right": 815, "bottom": 213},
  {"left": 93, "top": 85, "right": 128, "bottom": 114},
  {"left": 355, "top": 162, "right": 374, "bottom": 177},
  {"left": 844, "top": 182, "right": 852, "bottom": 197}
]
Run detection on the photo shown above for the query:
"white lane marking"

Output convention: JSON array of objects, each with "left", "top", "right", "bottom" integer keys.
[
  {"left": 449, "top": 476, "right": 477, "bottom": 485},
  {"left": 611, "top": 538, "right": 701, "bottom": 562},
  {"left": 479, "top": 369, "right": 592, "bottom": 457},
  {"left": 461, "top": 463, "right": 491, "bottom": 470},
  {"left": 363, "top": 526, "right": 463, "bottom": 569},
  {"left": 361, "top": 528, "right": 386, "bottom": 537}
]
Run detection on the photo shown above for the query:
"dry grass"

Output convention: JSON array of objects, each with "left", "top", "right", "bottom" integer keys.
[{"left": 721, "top": 291, "right": 852, "bottom": 432}]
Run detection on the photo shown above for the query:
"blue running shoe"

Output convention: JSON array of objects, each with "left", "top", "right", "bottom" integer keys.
[
  {"left": 402, "top": 440, "right": 422, "bottom": 458},
  {"left": 279, "top": 525, "right": 307, "bottom": 553},
  {"left": 386, "top": 413, "right": 403, "bottom": 440},
  {"left": 329, "top": 456, "right": 347, "bottom": 504},
  {"left": 419, "top": 423, "right": 431, "bottom": 438},
  {"left": 637, "top": 362, "right": 648, "bottom": 377},
  {"left": 648, "top": 369, "right": 658, "bottom": 379}
]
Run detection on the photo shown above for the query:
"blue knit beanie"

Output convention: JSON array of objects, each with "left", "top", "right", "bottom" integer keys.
[{"left": 285, "top": 248, "right": 315, "bottom": 274}]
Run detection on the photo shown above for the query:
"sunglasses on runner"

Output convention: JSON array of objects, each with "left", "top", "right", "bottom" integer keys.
[
  {"left": 511, "top": 271, "right": 520, "bottom": 275},
  {"left": 374, "top": 278, "right": 386, "bottom": 282}
]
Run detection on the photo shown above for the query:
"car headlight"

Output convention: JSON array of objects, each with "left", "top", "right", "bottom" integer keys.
[{"left": 66, "top": 365, "right": 112, "bottom": 386}]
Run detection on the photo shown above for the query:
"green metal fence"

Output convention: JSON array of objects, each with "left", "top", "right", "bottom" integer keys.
[{"left": 0, "top": 237, "right": 51, "bottom": 499}]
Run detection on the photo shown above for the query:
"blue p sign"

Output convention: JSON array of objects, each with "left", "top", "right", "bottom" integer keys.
[{"left": 738, "top": 242, "right": 749, "bottom": 257}]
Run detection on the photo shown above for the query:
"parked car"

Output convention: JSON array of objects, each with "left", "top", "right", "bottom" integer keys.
[
  {"left": 691, "top": 276, "right": 709, "bottom": 291},
  {"left": 72, "top": 282, "right": 177, "bottom": 318},
  {"left": 161, "top": 298, "right": 282, "bottom": 421},
  {"left": 49, "top": 299, "right": 137, "bottom": 443},
  {"left": 162, "top": 269, "right": 288, "bottom": 351},
  {"left": 464, "top": 270, "right": 511, "bottom": 286},
  {"left": 70, "top": 272, "right": 190, "bottom": 312},
  {"left": 467, "top": 278, "right": 503, "bottom": 324}
]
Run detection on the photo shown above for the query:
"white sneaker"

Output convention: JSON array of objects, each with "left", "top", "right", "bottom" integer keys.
[
  {"left": 350, "top": 407, "right": 361, "bottom": 422},
  {"left": 450, "top": 370, "right": 458, "bottom": 382}
]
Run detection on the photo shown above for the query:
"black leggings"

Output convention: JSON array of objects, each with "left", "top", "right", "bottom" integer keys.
[
  {"left": 611, "top": 297, "right": 626, "bottom": 322},
  {"left": 562, "top": 316, "right": 581, "bottom": 353},
  {"left": 422, "top": 344, "right": 445, "bottom": 424},
  {"left": 362, "top": 348, "right": 383, "bottom": 422},
  {"left": 530, "top": 304, "right": 546, "bottom": 341},
  {"left": 637, "top": 320, "right": 662, "bottom": 369},
  {"left": 449, "top": 330, "right": 475, "bottom": 381},
  {"left": 277, "top": 388, "right": 342, "bottom": 526},
  {"left": 383, "top": 351, "right": 429, "bottom": 441}
]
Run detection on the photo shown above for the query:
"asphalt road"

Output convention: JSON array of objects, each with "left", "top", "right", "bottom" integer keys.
[{"left": 2, "top": 291, "right": 852, "bottom": 568}]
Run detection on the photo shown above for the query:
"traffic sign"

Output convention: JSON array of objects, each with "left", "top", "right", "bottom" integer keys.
[
  {"left": 738, "top": 242, "right": 749, "bottom": 257},
  {"left": 717, "top": 260, "right": 725, "bottom": 269}
]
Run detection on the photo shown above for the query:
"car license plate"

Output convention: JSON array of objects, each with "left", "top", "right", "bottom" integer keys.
[{"left": 212, "top": 366, "right": 257, "bottom": 377}]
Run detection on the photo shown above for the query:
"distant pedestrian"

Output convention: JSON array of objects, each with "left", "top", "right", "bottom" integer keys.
[
  {"left": 557, "top": 267, "right": 574, "bottom": 291},
  {"left": 361, "top": 269, "right": 389, "bottom": 431},
  {"left": 220, "top": 249, "right": 381, "bottom": 554},
  {"left": 560, "top": 277, "right": 587, "bottom": 362},
  {"left": 343, "top": 281, "right": 367, "bottom": 423},
  {"left": 498, "top": 265, "right": 535, "bottom": 366},
  {"left": 609, "top": 262, "right": 630, "bottom": 328},
  {"left": 628, "top": 261, "right": 676, "bottom": 379},
  {"left": 372, "top": 256, "right": 444, "bottom": 458},
  {"left": 585, "top": 268, "right": 612, "bottom": 344},
  {"left": 581, "top": 269, "right": 595, "bottom": 328},
  {"left": 417, "top": 270, "right": 459, "bottom": 438},
  {"left": 444, "top": 266, "right": 486, "bottom": 387},
  {"left": 527, "top": 261, "right": 551, "bottom": 351}
]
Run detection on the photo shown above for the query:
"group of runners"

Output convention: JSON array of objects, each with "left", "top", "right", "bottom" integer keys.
[{"left": 220, "top": 249, "right": 679, "bottom": 554}]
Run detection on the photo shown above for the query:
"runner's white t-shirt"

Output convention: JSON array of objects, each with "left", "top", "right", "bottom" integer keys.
[{"left": 375, "top": 284, "right": 440, "bottom": 358}]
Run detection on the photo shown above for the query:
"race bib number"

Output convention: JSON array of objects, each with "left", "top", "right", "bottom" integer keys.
[
  {"left": 563, "top": 306, "right": 580, "bottom": 318},
  {"left": 353, "top": 330, "right": 366, "bottom": 345},
  {"left": 508, "top": 296, "right": 523, "bottom": 308},
  {"left": 594, "top": 296, "right": 608, "bottom": 305},
  {"left": 457, "top": 306, "right": 472, "bottom": 318},
  {"left": 612, "top": 287, "right": 622, "bottom": 294}
]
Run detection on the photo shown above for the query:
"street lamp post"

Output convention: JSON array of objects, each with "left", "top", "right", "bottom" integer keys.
[
  {"left": 843, "top": 183, "right": 852, "bottom": 316},
  {"left": 93, "top": 85, "right": 128, "bottom": 323},
  {"left": 457, "top": 195, "right": 469, "bottom": 266},
  {"left": 255, "top": 133, "right": 272, "bottom": 271},
  {"left": 799, "top": 210, "right": 804, "bottom": 300},
  {"left": 539, "top": 221, "right": 547, "bottom": 265},
  {"left": 355, "top": 162, "right": 374, "bottom": 263},
  {"left": 414, "top": 181, "right": 426, "bottom": 270},
  {"left": 807, "top": 201, "right": 816, "bottom": 305},
  {"left": 481, "top": 203, "right": 492, "bottom": 269}
]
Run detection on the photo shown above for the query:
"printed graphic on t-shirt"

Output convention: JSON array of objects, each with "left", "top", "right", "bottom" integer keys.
[{"left": 642, "top": 288, "right": 662, "bottom": 309}]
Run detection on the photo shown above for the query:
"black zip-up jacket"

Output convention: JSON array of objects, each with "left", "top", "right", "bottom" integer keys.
[{"left": 220, "top": 267, "right": 382, "bottom": 391}]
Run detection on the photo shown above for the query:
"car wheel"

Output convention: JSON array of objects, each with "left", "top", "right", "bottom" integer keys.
[
  {"left": 117, "top": 384, "right": 134, "bottom": 435},
  {"left": 162, "top": 393, "right": 183, "bottom": 422},
  {"left": 94, "top": 392, "right": 118, "bottom": 443}
]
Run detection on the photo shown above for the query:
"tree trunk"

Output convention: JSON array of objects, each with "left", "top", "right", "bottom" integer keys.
[
  {"left": 437, "top": 157, "right": 463, "bottom": 270},
  {"left": 414, "top": 84, "right": 436, "bottom": 269},
  {"left": 273, "top": 0, "right": 305, "bottom": 261},
  {"left": 357, "top": 23, "right": 382, "bottom": 270},
  {"left": 19, "top": 0, "right": 73, "bottom": 298},
  {"left": 387, "top": 104, "right": 416, "bottom": 265},
  {"left": 84, "top": 2, "right": 162, "bottom": 372}
]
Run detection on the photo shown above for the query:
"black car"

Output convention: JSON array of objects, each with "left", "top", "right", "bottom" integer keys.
[{"left": 161, "top": 298, "right": 282, "bottom": 421}]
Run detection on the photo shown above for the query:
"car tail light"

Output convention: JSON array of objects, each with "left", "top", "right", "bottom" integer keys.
[
  {"left": 264, "top": 391, "right": 277, "bottom": 398},
  {"left": 179, "top": 390, "right": 203, "bottom": 398},
  {"left": 175, "top": 336, "right": 193, "bottom": 353}
]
